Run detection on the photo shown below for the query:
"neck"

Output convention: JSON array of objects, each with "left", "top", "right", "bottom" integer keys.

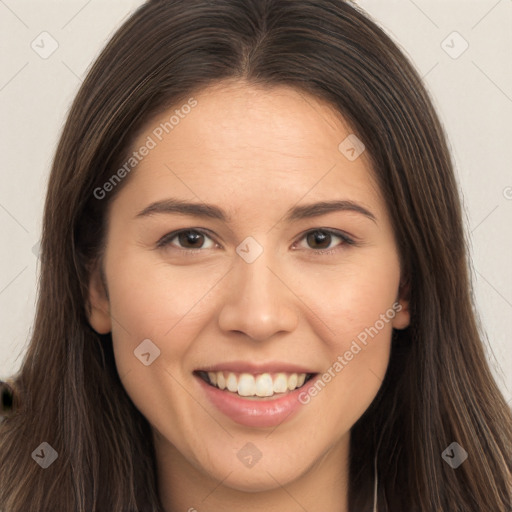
[{"left": 153, "top": 430, "right": 351, "bottom": 512}]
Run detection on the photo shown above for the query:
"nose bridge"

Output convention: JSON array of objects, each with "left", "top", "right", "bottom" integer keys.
[
  {"left": 217, "top": 238, "right": 299, "bottom": 341},
  {"left": 235, "top": 234, "right": 279, "bottom": 299},
  {"left": 238, "top": 245, "right": 276, "bottom": 301}
]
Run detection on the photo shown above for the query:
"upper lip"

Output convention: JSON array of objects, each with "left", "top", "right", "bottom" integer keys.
[{"left": 195, "top": 361, "right": 316, "bottom": 374}]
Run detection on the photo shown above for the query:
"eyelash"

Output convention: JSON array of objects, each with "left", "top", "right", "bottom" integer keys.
[{"left": 155, "top": 228, "right": 356, "bottom": 256}]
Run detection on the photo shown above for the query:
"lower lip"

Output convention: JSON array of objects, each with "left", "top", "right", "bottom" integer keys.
[{"left": 195, "top": 374, "right": 317, "bottom": 428}]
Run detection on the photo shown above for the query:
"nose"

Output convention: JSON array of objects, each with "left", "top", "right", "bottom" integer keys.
[{"left": 217, "top": 248, "right": 300, "bottom": 342}]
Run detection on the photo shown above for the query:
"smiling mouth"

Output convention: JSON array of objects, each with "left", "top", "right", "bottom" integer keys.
[{"left": 194, "top": 370, "right": 316, "bottom": 399}]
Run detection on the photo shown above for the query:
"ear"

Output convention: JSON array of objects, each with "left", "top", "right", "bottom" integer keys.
[
  {"left": 391, "top": 275, "right": 411, "bottom": 330},
  {"left": 86, "top": 260, "right": 112, "bottom": 334}
]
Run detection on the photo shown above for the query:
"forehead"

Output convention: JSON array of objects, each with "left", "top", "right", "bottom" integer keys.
[{"left": 114, "top": 81, "right": 383, "bottom": 220}]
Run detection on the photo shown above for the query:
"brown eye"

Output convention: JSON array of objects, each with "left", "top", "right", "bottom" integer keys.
[
  {"left": 306, "top": 230, "right": 332, "bottom": 250},
  {"left": 177, "top": 230, "right": 206, "bottom": 248},
  {"left": 294, "top": 228, "right": 355, "bottom": 255},
  {"left": 157, "top": 229, "right": 217, "bottom": 251}
]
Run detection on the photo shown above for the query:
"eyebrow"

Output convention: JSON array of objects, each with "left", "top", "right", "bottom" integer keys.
[{"left": 135, "top": 198, "right": 377, "bottom": 224}]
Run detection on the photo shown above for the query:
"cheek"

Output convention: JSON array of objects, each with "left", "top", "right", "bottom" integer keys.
[
  {"left": 102, "top": 253, "right": 215, "bottom": 445},
  {"left": 103, "top": 251, "right": 230, "bottom": 425},
  {"left": 292, "top": 251, "right": 399, "bottom": 420},
  {"left": 105, "top": 252, "right": 226, "bottom": 351},
  {"left": 293, "top": 248, "right": 401, "bottom": 344}
]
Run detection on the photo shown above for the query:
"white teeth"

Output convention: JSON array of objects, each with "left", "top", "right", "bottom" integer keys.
[
  {"left": 205, "top": 371, "right": 309, "bottom": 397},
  {"left": 287, "top": 373, "right": 298, "bottom": 390},
  {"left": 237, "top": 373, "right": 255, "bottom": 397},
  {"left": 226, "top": 373, "right": 238, "bottom": 392},
  {"left": 273, "top": 373, "right": 288, "bottom": 393},
  {"left": 217, "top": 372, "right": 226, "bottom": 390},
  {"left": 255, "top": 373, "right": 273, "bottom": 397}
]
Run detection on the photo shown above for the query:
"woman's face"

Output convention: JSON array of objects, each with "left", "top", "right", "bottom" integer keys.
[{"left": 87, "top": 81, "right": 409, "bottom": 495}]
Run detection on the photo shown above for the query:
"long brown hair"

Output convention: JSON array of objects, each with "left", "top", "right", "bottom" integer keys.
[{"left": 1, "top": 1, "right": 511, "bottom": 510}]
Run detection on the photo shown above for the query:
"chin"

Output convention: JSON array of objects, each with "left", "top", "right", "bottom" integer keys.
[{"left": 202, "top": 456, "right": 309, "bottom": 493}]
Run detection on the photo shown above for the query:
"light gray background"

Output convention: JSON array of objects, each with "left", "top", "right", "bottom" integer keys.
[{"left": 0, "top": 0, "right": 511, "bottom": 404}]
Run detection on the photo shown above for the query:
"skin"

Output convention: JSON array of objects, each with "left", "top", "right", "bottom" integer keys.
[{"left": 87, "top": 80, "right": 410, "bottom": 512}]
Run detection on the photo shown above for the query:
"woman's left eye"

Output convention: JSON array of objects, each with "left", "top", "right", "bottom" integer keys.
[
  {"left": 292, "top": 229, "right": 355, "bottom": 255},
  {"left": 156, "top": 228, "right": 355, "bottom": 255}
]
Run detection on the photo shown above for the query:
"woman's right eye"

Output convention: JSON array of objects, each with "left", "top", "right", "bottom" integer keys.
[{"left": 156, "top": 229, "right": 217, "bottom": 252}]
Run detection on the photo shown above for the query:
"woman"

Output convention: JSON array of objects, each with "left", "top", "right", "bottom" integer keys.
[{"left": 1, "top": 0, "right": 511, "bottom": 510}]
